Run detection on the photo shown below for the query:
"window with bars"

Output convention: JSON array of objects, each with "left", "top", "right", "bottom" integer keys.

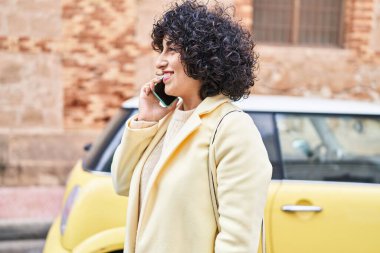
[{"left": 253, "top": 0, "right": 344, "bottom": 47}]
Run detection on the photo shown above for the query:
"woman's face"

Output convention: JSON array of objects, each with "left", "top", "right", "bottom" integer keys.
[{"left": 155, "top": 38, "right": 201, "bottom": 101}]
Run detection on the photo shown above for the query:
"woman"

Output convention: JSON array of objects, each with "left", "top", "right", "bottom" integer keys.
[{"left": 111, "top": 1, "right": 272, "bottom": 252}]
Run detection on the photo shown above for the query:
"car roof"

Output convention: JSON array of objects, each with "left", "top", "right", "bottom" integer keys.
[{"left": 122, "top": 95, "right": 380, "bottom": 115}]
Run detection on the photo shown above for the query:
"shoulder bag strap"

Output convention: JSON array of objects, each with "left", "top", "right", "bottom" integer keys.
[{"left": 208, "top": 110, "right": 266, "bottom": 253}]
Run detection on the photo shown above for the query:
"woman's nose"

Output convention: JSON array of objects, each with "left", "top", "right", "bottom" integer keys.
[{"left": 155, "top": 53, "right": 168, "bottom": 70}]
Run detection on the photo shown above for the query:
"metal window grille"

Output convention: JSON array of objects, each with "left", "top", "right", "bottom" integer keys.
[{"left": 253, "top": 0, "right": 344, "bottom": 47}]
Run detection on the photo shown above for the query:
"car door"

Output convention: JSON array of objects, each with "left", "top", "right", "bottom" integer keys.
[{"left": 270, "top": 113, "right": 380, "bottom": 253}]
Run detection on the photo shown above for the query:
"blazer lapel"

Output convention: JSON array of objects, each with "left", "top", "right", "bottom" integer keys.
[
  {"left": 126, "top": 112, "right": 173, "bottom": 248},
  {"left": 137, "top": 112, "right": 201, "bottom": 231}
]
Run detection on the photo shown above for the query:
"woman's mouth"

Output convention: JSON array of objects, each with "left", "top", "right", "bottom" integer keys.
[{"left": 163, "top": 72, "right": 173, "bottom": 83}]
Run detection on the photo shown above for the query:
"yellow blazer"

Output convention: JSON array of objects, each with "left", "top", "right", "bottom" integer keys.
[{"left": 111, "top": 94, "right": 272, "bottom": 253}]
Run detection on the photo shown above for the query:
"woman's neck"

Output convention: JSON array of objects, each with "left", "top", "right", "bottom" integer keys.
[{"left": 180, "top": 96, "right": 202, "bottom": 111}]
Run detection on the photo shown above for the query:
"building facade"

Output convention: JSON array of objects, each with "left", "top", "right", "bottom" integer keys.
[{"left": 0, "top": 0, "right": 379, "bottom": 186}]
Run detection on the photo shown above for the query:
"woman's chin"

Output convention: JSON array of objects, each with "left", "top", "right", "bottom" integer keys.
[{"left": 164, "top": 87, "right": 176, "bottom": 97}]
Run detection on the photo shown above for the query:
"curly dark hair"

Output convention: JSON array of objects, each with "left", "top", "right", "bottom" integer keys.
[{"left": 151, "top": 0, "right": 258, "bottom": 101}]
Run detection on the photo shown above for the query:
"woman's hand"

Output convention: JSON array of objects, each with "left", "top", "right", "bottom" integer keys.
[{"left": 137, "top": 76, "right": 178, "bottom": 122}]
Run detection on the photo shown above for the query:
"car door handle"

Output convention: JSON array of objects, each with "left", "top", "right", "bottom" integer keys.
[{"left": 281, "top": 205, "right": 323, "bottom": 212}]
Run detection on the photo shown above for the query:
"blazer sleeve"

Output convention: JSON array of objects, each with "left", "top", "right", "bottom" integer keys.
[
  {"left": 213, "top": 112, "right": 272, "bottom": 253},
  {"left": 111, "top": 114, "right": 159, "bottom": 196}
]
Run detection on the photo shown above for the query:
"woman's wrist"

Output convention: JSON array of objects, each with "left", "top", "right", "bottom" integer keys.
[
  {"left": 136, "top": 114, "right": 158, "bottom": 123},
  {"left": 129, "top": 115, "right": 157, "bottom": 129}
]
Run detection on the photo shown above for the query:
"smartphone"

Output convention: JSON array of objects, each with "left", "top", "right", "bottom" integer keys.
[{"left": 152, "top": 79, "right": 178, "bottom": 107}]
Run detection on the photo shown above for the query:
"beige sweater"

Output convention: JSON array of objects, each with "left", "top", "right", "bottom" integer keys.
[{"left": 130, "top": 108, "right": 195, "bottom": 213}]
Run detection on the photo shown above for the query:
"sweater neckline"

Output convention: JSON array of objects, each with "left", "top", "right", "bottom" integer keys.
[{"left": 172, "top": 107, "right": 196, "bottom": 122}]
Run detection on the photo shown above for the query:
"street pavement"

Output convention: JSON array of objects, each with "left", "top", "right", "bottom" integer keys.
[{"left": 0, "top": 186, "right": 64, "bottom": 253}]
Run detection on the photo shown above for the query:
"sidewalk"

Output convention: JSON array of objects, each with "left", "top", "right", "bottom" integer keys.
[
  {"left": 0, "top": 186, "right": 64, "bottom": 220},
  {"left": 0, "top": 186, "right": 65, "bottom": 253}
]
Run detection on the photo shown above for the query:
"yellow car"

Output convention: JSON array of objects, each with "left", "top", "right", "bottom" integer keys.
[{"left": 44, "top": 95, "right": 380, "bottom": 253}]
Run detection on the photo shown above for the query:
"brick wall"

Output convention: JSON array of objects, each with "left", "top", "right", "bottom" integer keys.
[
  {"left": 61, "top": 0, "right": 380, "bottom": 128},
  {"left": 372, "top": 0, "right": 380, "bottom": 51},
  {"left": 345, "top": 0, "right": 376, "bottom": 56},
  {"left": 62, "top": 0, "right": 138, "bottom": 129},
  {"left": 236, "top": 0, "right": 253, "bottom": 29},
  {"left": 0, "top": 0, "right": 379, "bottom": 186},
  {"left": 0, "top": 0, "right": 138, "bottom": 130},
  {"left": 236, "top": 0, "right": 380, "bottom": 102}
]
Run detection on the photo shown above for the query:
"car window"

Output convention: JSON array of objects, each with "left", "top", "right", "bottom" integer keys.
[
  {"left": 85, "top": 109, "right": 283, "bottom": 176},
  {"left": 248, "top": 112, "right": 282, "bottom": 179},
  {"left": 276, "top": 113, "right": 380, "bottom": 184},
  {"left": 83, "top": 108, "right": 136, "bottom": 172}
]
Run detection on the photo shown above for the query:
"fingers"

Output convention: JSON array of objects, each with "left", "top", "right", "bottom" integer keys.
[
  {"left": 141, "top": 76, "right": 163, "bottom": 96},
  {"left": 166, "top": 98, "right": 179, "bottom": 111},
  {"left": 149, "top": 82, "right": 155, "bottom": 92},
  {"left": 141, "top": 83, "right": 151, "bottom": 96}
]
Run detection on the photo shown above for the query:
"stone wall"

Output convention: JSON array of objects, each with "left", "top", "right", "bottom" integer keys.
[
  {"left": 0, "top": 53, "right": 62, "bottom": 131},
  {"left": 0, "top": 0, "right": 379, "bottom": 186},
  {"left": 0, "top": 131, "right": 98, "bottom": 186},
  {"left": 0, "top": 0, "right": 62, "bottom": 131},
  {"left": 0, "top": 0, "right": 99, "bottom": 186}
]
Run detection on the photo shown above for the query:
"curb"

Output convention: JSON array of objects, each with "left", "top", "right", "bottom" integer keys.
[
  {"left": 0, "top": 219, "right": 52, "bottom": 241},
  {"left": 0, "top": 239, "right": 45, "bottom": 253}
]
